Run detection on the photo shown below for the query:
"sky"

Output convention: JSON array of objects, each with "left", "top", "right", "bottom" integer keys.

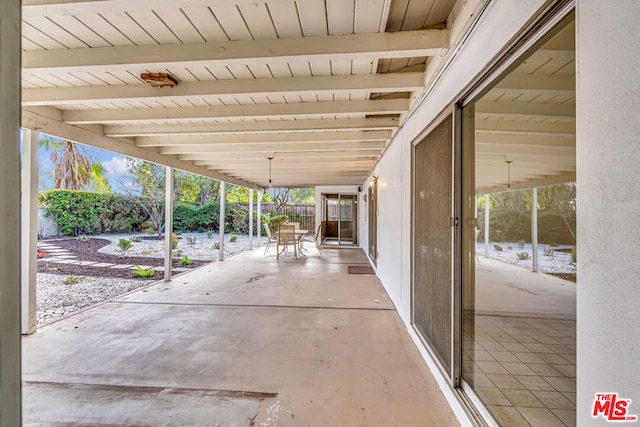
[{"left": 37, "top": 133, "right": 132, "bottom": 194}]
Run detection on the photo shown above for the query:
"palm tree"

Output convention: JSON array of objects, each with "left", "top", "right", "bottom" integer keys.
[{"left": 40, "top": 138, "right": 111, "bottom": 192}]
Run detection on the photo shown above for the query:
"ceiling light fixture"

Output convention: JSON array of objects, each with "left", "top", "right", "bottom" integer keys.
[
  {"left": 267, "top": 157, "right": 273, "bottom": 188},
  {"left": 505, "top": 160, "right": 513, "bottom": 192}
]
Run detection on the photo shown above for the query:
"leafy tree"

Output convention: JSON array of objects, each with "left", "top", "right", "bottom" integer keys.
[
  {"left": 39, "top": 137, "right": 111, "bottom": 192},
  {"left": 125, "top": 159, "right": 166, "bottom": 237}
]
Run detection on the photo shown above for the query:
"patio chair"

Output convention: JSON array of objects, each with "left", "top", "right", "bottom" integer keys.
[
  {"left": 277, "top": 224, "right": 297, "bottom": 260},
  {"left": 300, "top": 224, "right": 322, "bottom": 255},
  {"left": 263, "top": 223, "right": 277, "bottom": 255}
]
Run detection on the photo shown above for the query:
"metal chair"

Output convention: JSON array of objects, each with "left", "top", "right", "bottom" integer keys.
[
  {"left": 263, "top": 223, "right": 277, "bottom": 255},
  {"left": 277, "top": 224, "right": 297, "bottom": 260},
  {"left": 300, "top": 224, "right": 322, "bottom": 254}
]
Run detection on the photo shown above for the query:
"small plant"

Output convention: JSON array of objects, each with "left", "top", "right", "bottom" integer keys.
[
  {"left": 506, "top": 245, "right": 513, "bottom": 250},
  {"left": 141, "top": 249, "right": 151, "bottom": 255},
  {"left": 229, "top": 235, "right": 238, "bottom": 242},
  {"left": 493, "top": 244, "right": 503, "bottom": 251},
  {"left": 544, "top": 247, "right": 555, "bottom": 257},
  {"left": 130, "top": 236, "right": 143, "bottom": 242},
  {"left": 186, "top": 236, "right": 197, "bottom": 245},
  {"left": 62, "top": 275, "right": 83, "bottom": 285},
  {"left": 214, "top": 242, "right": 220, "bottom": 250},
  {"left": 173, "top": 249, "right": 184, "bottom": 257},
  {"left": 181, "top": 256, "right": 192, "bottom": 266},
  {"left": 518, "top": 239, "right": 526, "bottom": 249},
  {"left": 133, "top": 266, "right": 155, "bottom": 278},
  {"left": 175, "top": 230, "right": 183, "bottom": 236},
  {"left": 117, "top": 238, "right": 133, "bottom": 254},
  {"left": 516, "top": 252, "right": 531, "bottom": 260},
  {"left": 550, "top": 242, "right": 559, "bottom": 247},
  {"left": 171, "top": 234, "right": 179, "bottom": 249},
  {"left": 571, "top": 247, "right": 577, "bottom": 263},
  {"left": 206, "top": 230, "right": 214, "bottom": 239},
  {"left": 76, "top": 235, "right": 90, "bottom": 242},
  {"left": 145, "top": 228, "right": 155, "bottom": 235}
]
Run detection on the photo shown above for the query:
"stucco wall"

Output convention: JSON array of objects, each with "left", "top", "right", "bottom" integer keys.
[{"left": 576, "top": 1, "right": 640, "bottom": 424}]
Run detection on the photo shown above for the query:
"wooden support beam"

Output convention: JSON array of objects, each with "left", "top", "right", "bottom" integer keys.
[
  {"left": 476, "top": 100, "right": 576, "bottom": 120},
  {"left": 135, "top": 130, "right": 391, "bottom": 147},
  {"left": 159, "top": 140, "right": 387, "bottom": 155},
  {"left": 63, "top": 99, "right": 410, "bottom": 124},
  {"left": 178, "top": 149, "right": 383, "bottom": 161},
  {"left": 23, "top": 29, "right": 449, "bottom": 74},
  {"left": 23, "top": 73, "right": 424, "bottom": 107},
  {"left": 104, "top": 117, "right": 399, "bottom": 137}
]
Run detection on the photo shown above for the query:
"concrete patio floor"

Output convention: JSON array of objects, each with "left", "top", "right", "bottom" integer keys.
[{"left": 22, "top": 247, "right": 459, "bottom": 426}]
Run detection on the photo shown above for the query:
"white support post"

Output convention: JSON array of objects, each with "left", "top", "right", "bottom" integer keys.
[
  {"left": 249, "top": 189, "right": 254, "bottom": 250},
  {"left": 484, "top": 194, "right": 490, "bottom": 257},
  {"left": 531, "top": 187, "right": 538, "bottom": 272},
  {"left": 21, "top": 128, "right": 39, "bottom": 335},
  {"left": 256, "top": 190, "right": 263, "bottom": 247},
  {"left": 164, "top": 166, "right": 173, "bottom": 282},
  {"left": 0, "top": 0, "right": 23, "bottom": 422},
  {"left": 219, "top": 181, "right": 226, "bottom": 261}
]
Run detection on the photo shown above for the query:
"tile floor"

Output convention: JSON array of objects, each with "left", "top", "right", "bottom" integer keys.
[{"left": 463, "top": 313, "right": 576, "bottom": 426}]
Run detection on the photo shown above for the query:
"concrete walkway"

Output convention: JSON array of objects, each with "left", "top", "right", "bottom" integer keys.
[{"left": 23, "top": 247, "right": 459, "bottom": 426}]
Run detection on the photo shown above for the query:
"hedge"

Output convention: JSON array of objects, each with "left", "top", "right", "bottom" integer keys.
[{"left": 477, "top": 207, "right": 575, "bottom": 244}]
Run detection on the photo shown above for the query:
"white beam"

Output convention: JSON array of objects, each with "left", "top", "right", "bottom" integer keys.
[
  {"left": 22, "top": 108, "right": 260, "bottom": 189},
  {"left": 484, "top": 195, "right": 490, "bottom": 257},
  {"left": 476, "top": 119, "right": 575, "bottom": 136},
  {"left": 219, "top": 182, "right": 225, "bottom": 261},
  {"left": 104, "top": 117, "right": 399, "bottom": 137},
  {"left": 256, "top": 190, "right": 262, "bottom": 248},
  {"left": 475, "top": 132, "right": 575, "bottom": 147},
  {"left": 178, "top": 150, "right": 383, "bottom": 161},
  {"left": 494, "top": 73, "right": 575, "bottom": 96},
  {"left": 249, "top": 189, "right": 253, "bottom": 250},
  {"left": 23, "top": 0, "right": 334, "bottom": 19},
  {"left": 63, "top": 99, "right": 409, "bottom": 125},
  {"left": 164, "top": 166, "right": 173, "bottom": 282},
  {"left": 135, "top": 130, "right": 391, "bottom": 147},
  {"left": 0, "top": 0, "right": 22, "bottom": 422},
  {"left": 23, "top": 73, "right": 424, "bottom": 107},
  {"left": 23, "top": 29, "right": 449, "bottom": 74},
  {"left": 21, "top": 128, "right": 38, "bottom": 335},
  {"left": 476, "top": 100, "right": 576, "bottom": 119},
  {"left": 159, "top": 141, "right": 387, "bottom": 155},
  {"left": 531, "top": 187, "right": 538, "bottom": 272},
  {"left": 476, "top": 172, "right": 576, "bottom": 195},
  {"left": 192, "top": 157, "right": 378, "bottom": 167}
]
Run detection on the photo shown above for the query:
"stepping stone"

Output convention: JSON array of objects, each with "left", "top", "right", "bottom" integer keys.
[
  {"left": 172, "top": 267, "right": 190, "bottom": 272},
  {"left": 55, "top": 255, "right": 77, "bottom": 259},
  {"left": 110, "top": 264, "right": 134, "bottom": 269},
  {"left": 91, "top": 262, "right": 116, "bottom": 268},
  {"left": 51, "top": 259, "right": 76, "bottom": 264},
  {"left": 76, "top": 261, "right": 98, "bottom": 266},
  {"left": 129, "top": 265, "right": 153, "bottom": 270},
  {"left": 45, "top": 250, "right": 70, "bottom": 254},
  {"left": 154, "top": 266, "right": 165, "bottom": 272}
]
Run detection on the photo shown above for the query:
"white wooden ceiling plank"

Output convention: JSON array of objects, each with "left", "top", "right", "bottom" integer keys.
[
  {"left": 127, "top": 10, "right": 180, "bottom": 44},
  {"left": 333, "top": 92, "right": 351, "bottom": 102},
  {"left": 424, "top": 0, "right": 452, "bottom": 27},
  {"left": 25, "top": 16, "right": 89, "bottom": 48},
  {"left": 162, "top": 67, "right": 198, "bottom": 82},
  {"left": 181, "top": 7, "right": 229, "bottom": 42},
  {"left": 22, "top": 36, "right": 45, "bottom": 51},
  {"left": 402, "top": 0, "right": 433, "bottom": 30},
  {"left": 84, "top": 71, "right": 124, "bottom": 85},
  {"left": 536, "top": 58, "right": 575, "bottom": 75},
  {"left": 226, "top": 64, "right": 255, "bottom": 79},
  {"left": 386, "top": 0, "right": 409, "bottom": 31},
  {"left": 309, "top": 60, "right": 331, "bottom": 76},
  {"left": 154, "top": 9, "right": 205, "bottom": 43},
  {"left": 22, "top": 79, "right": 41, "bottom": 88},
  {"left": 47, "top": 73, "right": 89, "bottom": 86},
  {"left": 282, "top": 94, "right": 302, "bottom": 104},
  {"left": 74, "top": 14, "right": 133, "bottom": 46},
  {"left": 238, "top": 3, "right": 278, "bottom": 39},
  {"left": 266, "top": 2, "right": 302, "bottom": 38},
  {"left": 377, "top": 58, "right": 392, "bottom": 73},
  {"left": 206, "top": 65, "right": 236, "bottom": 80},
  {"left": 266, "top": 62, "right": 293, "bottom": 78},
  {"left": 248, "top": 64, "right": 273, "bottom": 79},
  {"left": 107, "top": 70, "right": 143, "bottom": 84},
  {"left": 354, "top": 0, "right": 386, "bottom": 33},
  {"left": 288, "top": 62, "right": 312, "bottom": 77},
  {"left": 21, "top": 22, "right": 67, "bottom": 49},
  {"left": 385, "top": 58, "right": 411, "bottom": 71},
  {"left": 326, "top": 0, "right": 354, "bottom": 34},
  {"left": 100, "top": 12, "right": 157, "bottom": 45},
  {"left": 47, "top": 15, "right": 112, "bottom": 47},
  {"left": 296, "top": 1, "right": 328, "bottom": 36},
  {"left": 299, "top": 93, "right": 317, "bottom": 103},
  {"left": 352, "top": 59, "right": 374, "bottom": 74},
  {"left": 407, "top": 56, "right": 428, "bottom": 67},
  {"left": 210, "top": 5, "right": 253, "bottom": 41},
  {"left": 316, "top": 93, "right": 334, "bottom": 102},
  {"left": 331, "top": 60, "right": 352, "bottom": 75},
  {"left": 184, "top": 67, "right": 214, "bottom": 81}
]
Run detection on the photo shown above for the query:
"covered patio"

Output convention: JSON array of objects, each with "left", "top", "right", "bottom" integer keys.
[{"left": 22, "top": 248, "right": 458, "bottom": 426}]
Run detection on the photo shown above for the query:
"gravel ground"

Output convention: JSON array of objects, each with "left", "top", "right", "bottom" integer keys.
[
  {"left": 37, "top": 232, "right": 265, "bottom": 325},
  {"left": 477, "top": 241, "right": 576, "bottom": 274},
  {"left": 37, "top": 273, "right": 151, "bottom": 325},
  {"left": 97, "top": 232, "right": 265, "bottom": 261}
]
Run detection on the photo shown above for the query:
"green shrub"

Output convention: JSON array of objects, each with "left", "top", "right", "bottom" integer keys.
[
  {"left": 117, "top": 238, "right": 133, "bottom": 253},
  {"left": 173, "top": 249, "right": 184, "bottom": 257},
  {"left": 493, "top": 244, "right": 503, "bottom": 251},
  {"left": 39, "top": 190, "right": 107, "bottom": 236},
  {"left": 171, "top": 234, "right": 178, "bottom": 249},
  {"left": 133, "top": 266, "right": 155, "bottom": 278},
  {"left": 141, "top": 249, "right": 151, "bottom": 255},
  {"left": 206, "top": 230, "right": 214, "bottom": 239},
  {"left": 506, "top": 245, "right": 513, "bottom": 250},
  {"left": 229, "top": 235, "right": 238, "bottom": 242},
  {"left": 538, "top": 211, "right": 576, "bottom": 245},
  {"left": 181, "top": 256, "right": 192, "bottom": 266},
  {"left": 488, "top": 208, "right": 531, "bottom": 242},
  {"left": 516, "top": 252, "right": 531, "bottom": 260},
  {"left": 62, "top": 275, "right": 83, "bottom": 285},
  {"left": 544, "top": 247, "right": 555, "bottom": 256},
  {"left": 518, "top": 239, "right": 526, "bottom": 249},
  {"left": 76, "top": 235, "right": 89, "bottom": 242},
  {"left": 130, "top": 236, "right": 143, "bottom": 242},
  {"left": 186, "top": 236, "right": 197, "bottom": 245}
]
